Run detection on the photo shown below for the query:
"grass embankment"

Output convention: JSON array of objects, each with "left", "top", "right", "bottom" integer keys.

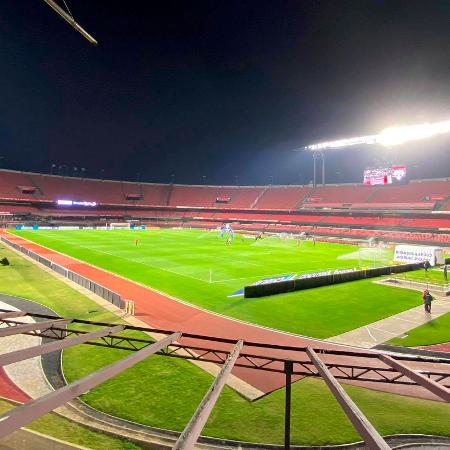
[
  {"left": 388, "top": 267, "right": 450, "bottom": 347},
  {"left": 389, "top": 312, "right": 450, "bottom": 347},
  {"left": 394, "top": 267, "right": 448, "bottom": 286},
  {"left": 13, "top": 229, "right": 423, "bottom": 338},
  {"left": 0, "top": 399, "right": 140, "bottom": 450},
  {"left": 0, "top": 242, "right": 449, "bottom": 445}
]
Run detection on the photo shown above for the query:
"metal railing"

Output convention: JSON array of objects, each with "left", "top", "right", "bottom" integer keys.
[
  {"left": 1, "top": 236, "right": 123, "bottom": 308},
  {"left": 0, "top": 310, "right": 448, "bottom": 450}
]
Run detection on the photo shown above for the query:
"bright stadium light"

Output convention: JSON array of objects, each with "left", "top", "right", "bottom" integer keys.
[
  {"left": 305, "top": 119, "right": 450, "bottom": 151},
  {"left": 376, "top": 120, "right": 450, "bottom": 146}
]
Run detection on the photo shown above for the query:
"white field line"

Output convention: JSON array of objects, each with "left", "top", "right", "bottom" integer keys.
[
  {"left": 367, "top": 326, "right": 399, "bottom": 336},
  {"left": 23, "top": 234, "right": 279, "bottom": 284},
  {"left": 12, "top": 231, "right": 434, "bottom": 355},
  {"left": 210, "top": 273, "right": 295, "bottom": 284},
  {"left": 365, "top": 326, "right": 377, "bottom": 342},
  {"left": 21, "top": 233, "right": 298, "bottom": 285},
  {"left": 394, "top": 317, "right": 422, "bottom": 325},
  {"left": 31, "top": 234, "right": 210, "bottom": 283},
  {"left": 206, "top": 254, "right": 263, "bottom": 267}
]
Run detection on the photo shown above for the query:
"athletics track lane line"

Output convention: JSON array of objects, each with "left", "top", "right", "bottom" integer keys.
[{"left": 3, "top": 232, "right": 449, "bottom": 401}]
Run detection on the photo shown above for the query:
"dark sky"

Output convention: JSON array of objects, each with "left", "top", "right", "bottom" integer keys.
[{"left": 0, "top": 0, "right": 449, "bottom": 185}]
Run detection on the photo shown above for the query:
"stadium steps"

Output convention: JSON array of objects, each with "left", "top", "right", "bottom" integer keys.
[
  {"left": 436, "top": 197, "right": 450, "bottom": 211},
  {"left": 250, "top": 186, "right": 269, "bottom": 209},
  {"left": 164, "top": 182, "right": 174, "bottom": 205},
  {"left": 363, "top": 187, "right": 381, "bottom": 203},
  {"left": 296, "top": 189, "right": 312, "bottom": 209},
  {"left": 25, "top": 174, "right": 44, "bottom": 197}
]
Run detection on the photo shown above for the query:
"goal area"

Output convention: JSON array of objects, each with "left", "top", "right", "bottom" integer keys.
[{"left": 108, "top": 222, "right": 131, "bottom": 230}]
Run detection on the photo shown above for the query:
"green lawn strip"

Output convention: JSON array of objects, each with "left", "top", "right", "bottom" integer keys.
[
  {"left": 64, "top": 342, "right": 450, "bottom": 445},
  {"left": 0, "top": 399, "right": 141, "bottom": 450},
  {"left": 394, "top": 268, "right": 448, "bottom": 286},
  {"left": 389, "top": 312, "right": 450, "bottom": 347},
  {"left": 11, "top": 230, "right": 424, "bottom": 338}
]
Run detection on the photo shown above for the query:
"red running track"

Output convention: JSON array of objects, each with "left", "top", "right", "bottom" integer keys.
[
  {"left": 420, "top": 343, "right": 450, "bottom": 353},
  {"left": 3, "top": 232, "right": 449, "bottom": 402}
]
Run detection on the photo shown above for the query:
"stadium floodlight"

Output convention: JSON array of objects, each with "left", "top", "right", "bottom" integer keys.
[
  {"left": 305, "top": 119, "right": 450, "bottom": 151},
  {"left": 376, "top": 120, "right": 450, "bottom": 146}
]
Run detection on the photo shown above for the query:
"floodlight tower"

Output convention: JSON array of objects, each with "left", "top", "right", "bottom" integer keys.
[{"left": 312, "top": 151, "right": 325, "bottom": 187}]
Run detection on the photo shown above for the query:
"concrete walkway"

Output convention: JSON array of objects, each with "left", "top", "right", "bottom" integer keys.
[{"left": 328, "top": 283, "right": 450, "bottom": 348}]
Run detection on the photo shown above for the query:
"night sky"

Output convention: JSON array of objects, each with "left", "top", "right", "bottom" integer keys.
[{"left": 0, "top": 0, "right": 449, "bottom": 185}]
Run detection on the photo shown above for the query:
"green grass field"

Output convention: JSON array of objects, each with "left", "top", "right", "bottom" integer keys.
[
  {"left": 386, "top": 266, "right": 450, "bottom": 347},
  {"left": 389, "top": 312, "right": 450, "bottom": 347},
  {"left": 393, "top": 266, "right": 449, "bottom": 286},
  {"left": 1, "top": 242, "right": 449, "bottom": 446},
  {"left": 12, "top": 228, "right": 424, "bottom": 338}
]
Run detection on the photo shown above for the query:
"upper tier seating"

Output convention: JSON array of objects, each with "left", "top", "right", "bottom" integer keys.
[
  {"left": 306, "top": 184, "right": 372, "bottom": 204},
  {"left": 0, "top": 171, "right": 40, "bottom": 200},
  {"left": 1, "top": 170, "right": 449, "bottom": 212},
  {"left": 367, "top": 180, "right": 450, "bottom": 203},
  {"left": 168, "top": 186, "right": 219, "bottom": 207},
  {"left": 213, "top": 187, "right": 264, "bottom": 208},
  {"left": 304, "top": 180, "right": 449, "bottom": 209},
  {"left": 255, "top": 186, "right": 311, "bottom": 210}
]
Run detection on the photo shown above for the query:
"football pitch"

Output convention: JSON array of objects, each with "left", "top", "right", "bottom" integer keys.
[{"left": 13, "top": 228, "right": 422, "bottom": 338}]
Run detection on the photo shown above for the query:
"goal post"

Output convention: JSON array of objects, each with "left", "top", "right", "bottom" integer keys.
[{"left": 109, "top": 222, "right": 131, "bottom": 230}]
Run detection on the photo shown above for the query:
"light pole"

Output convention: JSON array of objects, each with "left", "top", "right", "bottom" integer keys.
[
  {"left": 202, "top": 175, "right": 206, "bottom": 185},
  {"left": 312, "top": 152, "right": 318, "bottom": 188},
  {"left": 312, "top": 151, "right": 325, "bottom": 187},
  {"left": 269, "top": 175, "right": 274, "bottom": 185},
  {"left": 235, "top": 175, "right": 239, "bottom": 186},
  {"left": 321, "top": 150, "right": 325, "bottom": 186},
  {"left": 50, "top": 163, "right": 56, "bottom": 175}
]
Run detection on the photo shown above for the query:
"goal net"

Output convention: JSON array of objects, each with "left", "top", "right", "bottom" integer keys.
[{"left": 109, "top": 222, "right": 131, "bottom": 230}]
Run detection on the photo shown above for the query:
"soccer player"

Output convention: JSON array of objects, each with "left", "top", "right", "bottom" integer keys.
[
  {"left": 135, "top": 239, "right": 139, "bottom": 246},
  {"left": 220, "top": 224, "right": 227, "bottom": 239}
]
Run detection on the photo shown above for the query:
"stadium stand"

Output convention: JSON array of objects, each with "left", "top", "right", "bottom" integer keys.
[
  {"left": 254, "top": 186, "right": 310, "bottom": 210},
  {"left": 1, "top": 169, "right": 449, "bottom": 244}
]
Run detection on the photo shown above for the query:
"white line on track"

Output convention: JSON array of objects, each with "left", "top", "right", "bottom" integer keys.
[{"left": 365, "top": 326, "right": 377, "bottom": 342}]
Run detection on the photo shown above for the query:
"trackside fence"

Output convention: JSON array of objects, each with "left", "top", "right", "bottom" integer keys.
[{"left": 1, "top": 236, "right": 123, "bottom": 308}]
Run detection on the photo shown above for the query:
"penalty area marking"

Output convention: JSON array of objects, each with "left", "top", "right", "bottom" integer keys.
[{"left": 18, "top": 233, "right": 300, "bottom": 285}]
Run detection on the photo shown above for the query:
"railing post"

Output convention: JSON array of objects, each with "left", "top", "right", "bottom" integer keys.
[{"left": 284, "top": 360, "right": 293, "bottom": 450}]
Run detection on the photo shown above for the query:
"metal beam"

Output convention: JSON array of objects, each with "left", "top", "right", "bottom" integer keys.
[
  {"left": 0, "top": 332, "right": 181, "bottom": 439},
  {"left": 42, "top": 0, "right": 98, "bottom": 45},
  {"left": 0, "top": 319, "right": 71, "bottom": 338},
  {"left": 0, "top": 311, "right": 26, "bottom": 320},
  {"left": 173, "top": 340, "right": 244, "bottom": 450},
  {"left": 306, "top": 348, "right": 390, "bottom": 450},
  {"left": 0, "top": 325, "right": 124, "bottom": 367},
  {"left": 378, "top": 354, "right": 450, "bottom": 402},
  {"left": 284, "top": 360, "right": 294, "bottom": 450}
]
